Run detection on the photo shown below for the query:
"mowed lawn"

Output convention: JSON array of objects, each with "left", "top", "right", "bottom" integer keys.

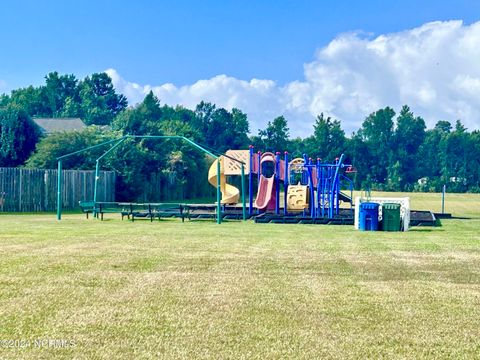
[{"left": 0, "top": 193, "right": 479, "bottom": 359}]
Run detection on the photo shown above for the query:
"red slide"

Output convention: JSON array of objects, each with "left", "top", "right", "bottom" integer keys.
[
  {"left": 254, "top": 152, "right": 277, "bottom": 211},
  {"left": 254, "top": 175, "right": 276, "bottom": 211}
]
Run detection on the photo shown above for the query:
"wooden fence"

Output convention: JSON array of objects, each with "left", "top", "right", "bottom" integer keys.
[
  {"left": 135, "top": 171, "right": 214, "bottom": 203},
  {"left": 0, "top": 168, "right": 115, "bottom": 212}
]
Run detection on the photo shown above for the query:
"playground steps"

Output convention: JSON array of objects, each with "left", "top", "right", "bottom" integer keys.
[
  {"left": 433, "top": 212, "right": 452, "bottom": 219},
  {"left": 339, "top": 191, "right": 352, "bottom": 203},
  {"left": 409, "top": 210, "right": 438, "bottom": 226}
]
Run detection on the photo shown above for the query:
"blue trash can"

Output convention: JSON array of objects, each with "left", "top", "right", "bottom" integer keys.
[{"left": 359, "top": 202, "right": 380, "bottom": 231}]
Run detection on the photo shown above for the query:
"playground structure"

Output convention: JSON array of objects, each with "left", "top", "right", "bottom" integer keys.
[
  {"left": 205, "top": 149, "right": 433, "bottom": 228},
  {"left": 205, "top": 146, "right": 356, "bottom": 222},
  {"left": 58, "top": 136, "right": 435, "bottom": 227},
  {"left": 57, "top": 134, "right": 355, "bottom": 224}
]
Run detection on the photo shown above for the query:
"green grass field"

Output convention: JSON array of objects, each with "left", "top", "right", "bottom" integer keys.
[{"left": 0, "top": 192, "right": 479, "bottom": 359}]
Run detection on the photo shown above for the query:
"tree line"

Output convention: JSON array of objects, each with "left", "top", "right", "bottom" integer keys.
[{"left": 1, "top": 71, "right": 479, "bottom": 200}]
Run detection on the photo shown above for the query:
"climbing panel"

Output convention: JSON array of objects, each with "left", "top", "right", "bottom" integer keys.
[
  {"left": 224, "top": 150, "right": 250, "bottom": 175},
  {"left": 287, "top": 185, "right": 309, "bottom": 211}
]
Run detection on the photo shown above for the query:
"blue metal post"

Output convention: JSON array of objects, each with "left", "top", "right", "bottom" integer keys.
[
  {"left": 308, "top": 158, "right": 315, "bottom": 218},
  {"left": 275, "top": 152, "right": 280, "bottom": 214},
  {"left": 319, "top": 163, "right": 323, "bottom": 217},
  {"left": 241, "top": 163, "right": 246, "bottom": 221},
  {"left": 326, "top": 164, "right": 332, "bottom": 218},
  {"left": 336, "top": 155, "right": 344, "bottom": 215},
  {"left": 316, "top": 158, "right": 321, "bottom": 218},
  {"left": 328, "top": 165, "right": 333, "bottom": 216},
  {"left": 257, "top": 151, "right": 261, "bottom": 214},
  {"left": 249, "top": 146, "right": 254, "bottom": 215},
  {"left": 257, "top": 151, "right": 261, "bottom": 184},
  {"left": 322, "top": 164, "right": 327, "bottom": 217},
  {"left": 301, "top": 154, "right": 307, "bottom": 185},
  {"left": 284, "top": 151, "right": 289, "bottom": 215},
  {"left": 330, "top": 154, "right": 344, "bottom": 217}
]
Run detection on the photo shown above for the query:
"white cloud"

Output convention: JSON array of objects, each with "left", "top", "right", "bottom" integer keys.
[
  {"left": 106, "top": 20, "right": 480, "bottom": 137},
  {"left": 0, "top": 79, "right": 7, "bottom": 92}
]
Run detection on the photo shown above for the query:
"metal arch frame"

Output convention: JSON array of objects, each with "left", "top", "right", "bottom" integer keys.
[{"left": 56, "top": 135, "right": 247, "bottom": 224}]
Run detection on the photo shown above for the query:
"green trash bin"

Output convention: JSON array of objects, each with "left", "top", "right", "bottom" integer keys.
[{"left": 382, "top": 203, "right": 401, "bottom": 231}]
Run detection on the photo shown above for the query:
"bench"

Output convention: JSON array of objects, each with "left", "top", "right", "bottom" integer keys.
[
  {"left": 152, "top": 203, "right": 188, "bottom": 222},
  {"left": 79, "top": 201, "right": 128, "bottom": 220},
  {"left": 78, "top": 201, "right": 188, "bottom": 222},
  {"left": 96, "top": 202, "right": 129, "bottom": 220},
  {"left": 79, "top": 201, "right": 96, "bottom": 219},
  {"left": 122, "top": 203, "right": 154, "bottom": 221},
  {"left": 125, "top": 203, "right": 187, "bottom": 222}
]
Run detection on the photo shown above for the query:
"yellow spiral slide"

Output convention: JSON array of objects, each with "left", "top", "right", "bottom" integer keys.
[{"left": 208, "top": 157, "right": 240, "bottom": 204}]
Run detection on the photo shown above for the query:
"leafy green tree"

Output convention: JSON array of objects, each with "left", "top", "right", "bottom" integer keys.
[
  {"left": 106, "top": 138, "right": 151, "bottom": 200},
  {"left": 249, "top": 135, "right": 264, "bottom": 151},
  {"left": 0, "top": 94, "right": 8, "bottom": 107},
  {"left": 25, "top": 126, "right": 153, "bottom": 200},
  {"left": 167, "top": 105, "right": 198, "bottom": 125},
  {"left": 347, "top": 132, "right": 372, "bottom": 189},
  {"left": 110, "top": 93, "right": 214, "bottom": 200},
  {"left": 417, "top": 128, "right": 444, "bottom": 190},
  {"left": 2, "top": 71, "right": 127, "bottom": 125},
  {"left": 258, "top": 116, "right": 290, "bottom": 152},
  {"left": 386, "top": 161, "right": 402, "bottom": 191},
  {"left": 416, "top": 119, "right": 480, "bottom": 192},
  {"left": 207, "top": 108, "right": 232, "bottom": 151},
  {"left": 230, "top": 108, "right": 250, "bottom": 149},
  {"left": 60, "top": 96, "right": 83, "bottom": 118},
  {"left": 468, "top": 131, "right": 480, "bottom": 192},
  {"left": 42, "top": 72, "right": 79, "bottom": 116},
  {"left": 0, "top": 104, "right": 41, "bottom": 166},
  {"left": 309, "top": 113, "right": 346, "bottom": 160},
  {"left": 194, "top": 101, "right": 216, "bottom": 138},
  {"left": 113, "top": 91, "right": 164, "bottom": 135},
  {"left": 194, "top": 102, "right": 228, "bottom": 150},
  {"left": 158, "top": 119, "right": 210, "bottom": 198},
  {"left": 392, "top": 105, "right": 426, "bottom": 190},
  {"left": 358, "top": 107, "right": 395, "bottom": 187},
  {"left": 0, "top": 86, "right": 49, "bottom": 117},
  {"left": 194, "top": 102, "right": 249, "bottom": 152},
  {"left": 6, "top": 86, "right": 48, "bottom": 116},
  {"left": 435, "top": 120, "right": 452, "bottom": 133},
  {"left": 439, "top": 120, "right": 470, "bottom": 192},
  {"left": 78, "top": 73, "right": 127, "bottom": 125},
  {"left": 141, "top": 91, "right": 163, "bottom": 120},
  {"left": 112, "top": 108, "right": 145, "bottom": 135},
  {"left": 287, "top": 137, "right": 306, "bottom": 158},
  {"left": 25, "top": 127, "right": 118, "bottom": 169}
]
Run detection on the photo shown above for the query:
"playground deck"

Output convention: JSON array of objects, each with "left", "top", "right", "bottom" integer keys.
[
  {"left": 79, "top": 201, "right": 437, "bottom": 226},
  {"left": 183, "top": 204, "right": 437, "bottom": 226}
]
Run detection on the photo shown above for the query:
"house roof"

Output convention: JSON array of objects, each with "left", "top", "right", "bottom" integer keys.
[{"left": 33, "top": 118, "right": 86, "bottom": 134}]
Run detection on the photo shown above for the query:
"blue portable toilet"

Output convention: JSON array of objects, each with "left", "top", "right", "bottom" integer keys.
[{"left": 359, "top": 202, "right": 380, "bottom": 231}]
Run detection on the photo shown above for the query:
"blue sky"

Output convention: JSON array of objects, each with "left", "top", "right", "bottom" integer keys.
[{"left": 1, "top": 1, "right": 480, "bottom": 135}]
